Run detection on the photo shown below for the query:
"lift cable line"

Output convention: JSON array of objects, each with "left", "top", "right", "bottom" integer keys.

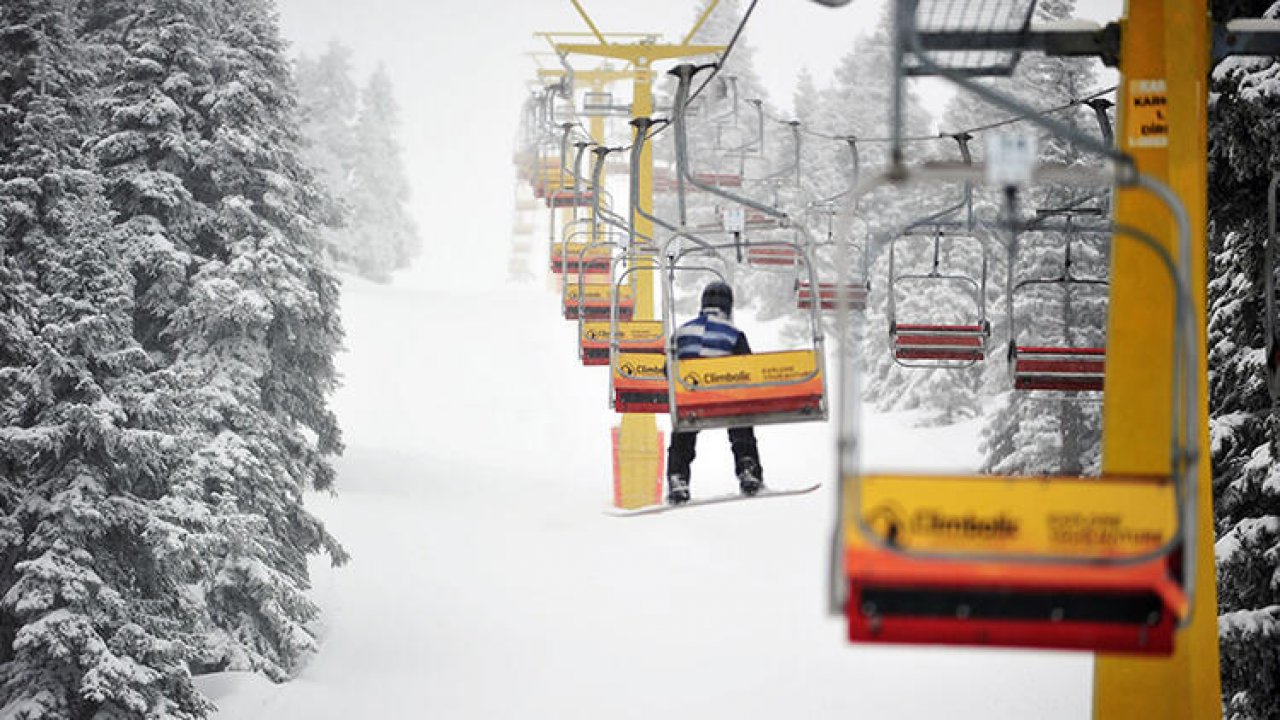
[{"left": 756, "top": 84, "right": 1118, "bottom": 146}]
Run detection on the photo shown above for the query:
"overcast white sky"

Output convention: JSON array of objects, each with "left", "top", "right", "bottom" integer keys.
[{"left": 274, "top": 0, "right": 1123, "bottom": 287}]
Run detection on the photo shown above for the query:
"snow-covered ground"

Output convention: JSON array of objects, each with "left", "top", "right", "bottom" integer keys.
[{"left": 197, "top": 272, "right": 1092, "bottom": 719}]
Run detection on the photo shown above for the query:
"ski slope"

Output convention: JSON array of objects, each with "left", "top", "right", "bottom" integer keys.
[{"left": 196, "top": 272, "right": 1092, "bottom": 719}]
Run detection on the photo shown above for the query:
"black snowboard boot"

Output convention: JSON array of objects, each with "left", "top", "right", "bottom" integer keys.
[
  {"left": 737, "top": 458, "right": 763, "bottom": 496},
  {"left": 667, "top": 473, "right": 691, "bottom": 505}
]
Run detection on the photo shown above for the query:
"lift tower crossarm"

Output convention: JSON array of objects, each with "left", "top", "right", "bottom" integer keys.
[
  {"left": 554, "top": 44, "right": 727, "bottom": 64},
  {"left": 538, "top": 68, "right": 639, "bottom": 84}
]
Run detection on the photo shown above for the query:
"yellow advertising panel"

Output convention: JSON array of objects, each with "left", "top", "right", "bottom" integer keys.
[
  {"left": 554, "top": 241, "right": 611, "bottom": 259},
  {"left": 564, "top": 283, "right": 633, "bottom": 302},
  {"left": 677, "top": 349, "right": 818, "bottom": 389},
  {"left": 847, "top": 474, "right": 1178, "bottom": 560},
  {"left": 613, "top": 352, "right": 665, "bottom": 381},
  {"left": 581, "top": 321, "right": 663, "bottom": 343}
]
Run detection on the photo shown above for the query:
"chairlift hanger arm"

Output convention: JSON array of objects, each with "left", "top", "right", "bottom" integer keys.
[
  {"left": 669, "top": 63, "right": 789, "bottom": 223},
  {"left": 627, "top": 116, "right": 707, "bottom": 251},
  {"left": 554, "top": 43, "right": 726, "bottom": 65}
]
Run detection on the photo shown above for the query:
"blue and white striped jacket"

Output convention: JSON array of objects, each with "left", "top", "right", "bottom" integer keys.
[{"left": 674, "top": 308, "right": 752, "bottom": 359}]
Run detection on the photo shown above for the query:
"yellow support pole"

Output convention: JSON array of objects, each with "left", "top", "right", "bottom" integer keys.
[
  {"left": 542, "top": 5, "right": 727, "bottom": 510},
  {"left": 614, "top": 56, "right": 660, "bottom": 510},
  {"left": 1094, "top": 1, "right": 1219, "bottom": 718}
]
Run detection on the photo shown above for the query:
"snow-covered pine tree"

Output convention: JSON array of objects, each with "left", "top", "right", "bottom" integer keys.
[
  {"left": 1207, "top": 2, "right": 1280, "bottom": 714},
  {"left": 170, "top": 0, "right": 348, "bottom": 678},
  {"left": 344, "top": 64, "right": 421, "bottom": 281},
  {"left": 295, "top": 40, "right": 358, "bottom": 269},
  {"left": 0, "top": 3, "right": 212, "bottom": 716},
  {"left": 85, "top": 0, "right": 346, "bottom": 691}
]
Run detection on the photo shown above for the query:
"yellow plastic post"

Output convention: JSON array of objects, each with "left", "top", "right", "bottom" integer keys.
[
  {"left": 615, "top": 57, "right": 660, "bottom": 510},
  {"left": 1094, "top": 1, "right": 1220, "bottom": 718},
  {"left": 543, "top": 3, "right": 727, "bottom": 510}
]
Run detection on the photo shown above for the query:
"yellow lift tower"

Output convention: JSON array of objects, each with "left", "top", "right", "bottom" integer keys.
[
  {"left": 538, "top": 1, "right": 726, "bottom": 509},
  {"left": 1096, "top": 2, "right": 1217, "bottom": 717}
]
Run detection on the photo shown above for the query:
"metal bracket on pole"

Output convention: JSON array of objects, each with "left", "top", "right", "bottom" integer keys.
[{"left": 1212, "top": 19, "right": 1280, "bottom": 64}]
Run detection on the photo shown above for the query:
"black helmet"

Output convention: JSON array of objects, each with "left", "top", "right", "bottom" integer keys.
[{"left": 701, "top": 281, "right": 733, "bottom": 313}]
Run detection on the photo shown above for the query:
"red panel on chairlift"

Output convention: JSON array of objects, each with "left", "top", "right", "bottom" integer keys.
[
  {"left": 693, "top": 172, "right": 743, "bottom": 188},
  {"left": 674, "top": 364, "right": 825, "bottom": 424},
  {"left": 845, "top": 551, "right": 1179, "bottom": 655},
  {"left": 546, "top": 191, "right": 594, "bottom": 208},
  {"left": 893, "top": 324, "right": 986, "bottom": 361},
  {"left": 581, "top": 339, "right": 664, "bottom": 367},
  {"left": 746, "top": 246, "right": 798, "bottom": 266},
  {"left": 798, "top": 281, "right": 869, "bottom": 311},
  {"left": 1014, "top": 346, "right": 1106, "bottom": 391},
  {"left": 613, "top": 361, "right": 669, "bottom": 413}
]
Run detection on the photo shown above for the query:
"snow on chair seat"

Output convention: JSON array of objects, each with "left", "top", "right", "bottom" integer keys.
[
  {"left": 563, "top": 283, "right": 634, "bottom": 321},
  {"left": 612, "top": 352, "right": 668, "bottom": 413},
  {"left": 797, "top": 280, "right": 869, "bottom": 311},
  {"left": 580, "top": 321, "right": 663, "bottom": 366},
  {"left": 672, "top": 349, "right": 826, "bottom": 430},
  {"left": 1013, "top": 346, "right": 1105, "bottom": 391},
  {"left": 893, "top": 323, "right": 986, "bottom": 362},
  {"left": 845, "top": 472, "right": 1185, "bottom": 655}
]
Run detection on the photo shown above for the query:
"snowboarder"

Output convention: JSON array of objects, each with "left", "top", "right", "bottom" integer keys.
[{"left": 666, "top": 281, "right": 763, "bottom": 504}]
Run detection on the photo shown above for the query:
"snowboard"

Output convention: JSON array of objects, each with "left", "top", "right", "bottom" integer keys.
[{"left": 607, "top": 482, "right": 822, "bottom": 517}]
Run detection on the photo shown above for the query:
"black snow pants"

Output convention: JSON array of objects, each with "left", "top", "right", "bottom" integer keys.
[{"left": 666, "top": 427, "right": 760, "bottom": 481}]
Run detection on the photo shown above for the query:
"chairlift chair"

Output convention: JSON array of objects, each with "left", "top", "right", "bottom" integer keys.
[
  {"left": 609, "top": 255, "right": 676, "bottom": 413},
  {"left": 797, "top": 281, "right": 870, "bottom": 311},
  {"left": 888, "top": 227, "right": 991, "bottom": 367},
  {"left": 797, "top": 210, "right": 871, "bottom": 312},
  {"left": 830, "top": 0, "right": 1203, "bottom": 658},
  {"left": 845, "top": 219, "right": 1194, "bottom": 656},
  {"left": 549, "top": 240, "right": 611, "bottom": 274},
  {"left": 562, "top": 236, "right": 635, "bottom": 321},
  {"left": 581, "top": 320, "right": 663, "bottom": 366},
  {"left": 1007, "top": 223, "right": 1109, "bottom": 392},
  {"left": 745, "top": 244, "right": 800, "bottom": 268},
  {"left": 662, "top": 238, "right": 828, "bottom": 431}
]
